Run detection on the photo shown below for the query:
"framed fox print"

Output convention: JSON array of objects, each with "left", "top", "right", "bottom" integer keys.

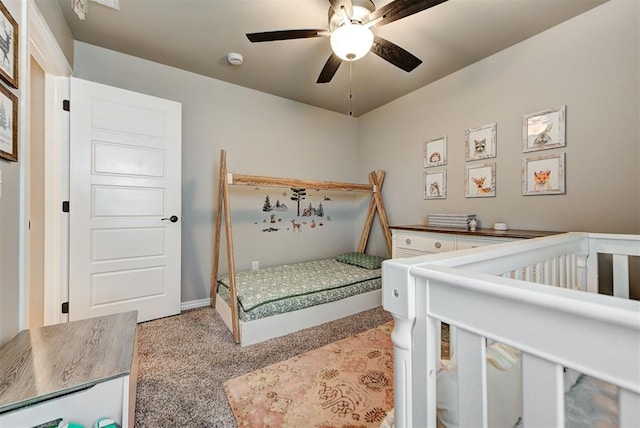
[{"left": 522, "top": 153, "right": 565, "bottom": 195}]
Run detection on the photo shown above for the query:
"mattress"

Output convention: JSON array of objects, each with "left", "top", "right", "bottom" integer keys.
[
  {"left": 436, "top": 346, "right": 618, "bottom": 428},
  {"left": 217, "top": 258, "right": 382, "bottom": 322}
]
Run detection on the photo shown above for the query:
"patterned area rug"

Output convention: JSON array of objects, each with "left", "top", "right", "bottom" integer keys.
[{"left": 224, "top": 321, "right": 394, "bottom": 427}]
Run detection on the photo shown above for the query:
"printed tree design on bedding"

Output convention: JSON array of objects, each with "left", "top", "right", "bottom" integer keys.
[{"left": 290, "top": 188, "right": 307, "bottom": 216}]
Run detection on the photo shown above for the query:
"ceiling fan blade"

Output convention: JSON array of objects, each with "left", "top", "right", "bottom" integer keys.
[
  {"left": 317, "top": 53, "right": 343, "bottom": 83},
  {"left": 369, "top": 0, "right": 448, "bottom": 27},
  {"left": 371, "top": 36, "right": 422, "bottom": 72},
  {"left": 329, "top": 0, "right": 353, "bottom": 19},
  {"left": 246, "top": 29, "right": 329, "bottom": 43}
]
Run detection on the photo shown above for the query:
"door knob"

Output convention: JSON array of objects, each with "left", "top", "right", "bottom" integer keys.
[{"left": 162, "top": 215, "right": 179, "bottom": 223}]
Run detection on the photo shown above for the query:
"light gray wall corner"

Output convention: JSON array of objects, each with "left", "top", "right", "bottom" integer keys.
[
  {"left": 33, "top": 0, "right": 73, "bottom": 67},
  {"left": 357, "top": 0, "right": 639, "bottom": 262},
  {"left": 73, "top": 41, "right": 359, "bottom": 303},
  {"left": 0, "top": 1, "right": 25, "bottom": 347}
]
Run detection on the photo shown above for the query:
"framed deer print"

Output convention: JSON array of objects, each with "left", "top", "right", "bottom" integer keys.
[
  {"left": 424, "top": 170, "right": 446, "bottom": 199},
  {"left": 465, "top": 163, "right": 495, "bottom": 198},
  {"left": 0, "top": 1, "right": 17, "bottom": 89},
  {"left": 523, "top": 105, "right": 565, "bottom": 152},
  {"left": 522, "top": 153, "right": 565, "bottom": 195},
  {"left": 0, "top": 82, "right": 17, "bottom": 161},
  {"left": 424, "top": 136, "right": 447, "bottom": 168},
  {"left": 465, "top": 122, "right": 496, "bottom": 161}
]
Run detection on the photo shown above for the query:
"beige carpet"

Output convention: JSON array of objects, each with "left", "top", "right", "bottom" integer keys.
[
  {"left": 224, "top": 321, "right": 394, "bottom": 427},
  {"left": 134, "top": 306, "right": 393, "bottom": 427}
]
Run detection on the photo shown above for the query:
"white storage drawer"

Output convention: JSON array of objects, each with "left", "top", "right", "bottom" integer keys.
[
  {"left": 395, "top": 248, "right": 428, "bottom": 259},
  {"left": 395, "top": 232, "right": 455, "bottom": 253},
  {"left": 392, "top": 226, "right": 548, "bottom": 261},
  {"left": 456, "top": 237, "right": 512, "bottom": 250}
]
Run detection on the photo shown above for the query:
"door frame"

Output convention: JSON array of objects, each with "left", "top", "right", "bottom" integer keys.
[{"left": 25, "top": 0, "right": 71, "bottom": 327}]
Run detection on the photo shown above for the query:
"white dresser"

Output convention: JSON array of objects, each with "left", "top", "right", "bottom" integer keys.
[
  {"left": 391, "top": 225, "right": 558, "bottom": 258},
  {"left": 0, "top": 311, "right": 138, "bottom": 428}
]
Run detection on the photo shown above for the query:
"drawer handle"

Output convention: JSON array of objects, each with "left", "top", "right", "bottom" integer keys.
[
  {"left": 405, "top": 238, "right": 412, "bottom": 245},
  {"left": 435, "top": 242, "right": 442, "bottom": 249}
]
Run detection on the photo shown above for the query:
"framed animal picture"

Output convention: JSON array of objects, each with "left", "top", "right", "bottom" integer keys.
[
  {"left": 465, "top": 163, "right": 495, "bottom": 198},
  {"left": 424, "top": 170, "right": 446, "bottom": 200},
  {"left": 522, "top": 105, "right": 566, "bottom": 152},
  {"left": 522, "top": 153, "right": 565, "bottom": 195},
  {"left": 0, "top": 2, "right": 18, "bottom": 89},
  {"left": 0, "top": 81, "right": 17, "bottom": 161},
  {"left": 424, "top": 136, "right": 447, "bottom": 168},
  {"left": 465, "top": 122, "right": 496, "bottom": 161}
]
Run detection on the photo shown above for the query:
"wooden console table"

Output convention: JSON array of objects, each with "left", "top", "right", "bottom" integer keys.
[{"left": 0, "top": 311, "right": 138, "bottom": 427}]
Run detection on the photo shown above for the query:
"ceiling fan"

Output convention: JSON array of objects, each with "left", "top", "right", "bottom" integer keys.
[{"left": 246, "top": 0, "right": 448, "bottom": 83}]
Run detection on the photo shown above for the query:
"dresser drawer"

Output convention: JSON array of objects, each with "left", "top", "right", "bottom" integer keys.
[
  {"left": 456, "top": 237, "right": 513, "bottom": 250},
  {"left": 396, "top": 232, "right": 455, "bottom": 253}
]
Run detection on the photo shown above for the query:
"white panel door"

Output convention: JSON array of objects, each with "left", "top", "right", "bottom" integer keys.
[{"left": 69, "top": 77, "right": 181, "bottom": 322}]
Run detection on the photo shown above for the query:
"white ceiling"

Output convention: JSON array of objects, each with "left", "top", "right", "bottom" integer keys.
[{"left": 55, "top": 0, "right": 607, "bottom": 117}]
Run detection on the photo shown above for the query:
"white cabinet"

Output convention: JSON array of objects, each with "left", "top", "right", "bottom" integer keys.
[
  {"left": 0, "top": 312, "right": 138, "bottom": 428},
  {"left": 392, "top": 228, "right": 516, "bottom": 258}
]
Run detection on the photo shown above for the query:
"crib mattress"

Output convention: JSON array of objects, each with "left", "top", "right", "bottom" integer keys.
[{"left": 217, "top": 258, "right": 382, "bottom": 322}]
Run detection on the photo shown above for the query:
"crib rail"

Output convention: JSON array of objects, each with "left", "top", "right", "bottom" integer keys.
[
  {"left": 422, "top": 267, "right": 639, "bottom": 427},
  {"left": 383, "top": 232, "right": 640, "bottom": 427},
  {"left": 586, "top": 233, "right": 640, "bottom": 295}
]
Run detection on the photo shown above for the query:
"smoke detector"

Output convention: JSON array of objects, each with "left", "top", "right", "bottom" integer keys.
[{"left": 226, "top": 52, "right": 244, "bottom": 66}]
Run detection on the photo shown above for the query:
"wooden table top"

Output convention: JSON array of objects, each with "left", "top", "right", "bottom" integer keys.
[
  {"left": 390, "top": 225, "right": 562, "bottom": 240},
  {"left": 0, "top": 311, "right": 137, "bottom": 414}
]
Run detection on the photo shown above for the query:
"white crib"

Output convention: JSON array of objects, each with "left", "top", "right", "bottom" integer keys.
[{"left": 383, "top": 232, "right": 640, "bottom": 427}]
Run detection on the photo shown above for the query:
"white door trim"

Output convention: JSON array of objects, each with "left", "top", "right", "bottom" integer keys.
[{"left": 28, "top": 0, "right": 72, "bottom": 326}]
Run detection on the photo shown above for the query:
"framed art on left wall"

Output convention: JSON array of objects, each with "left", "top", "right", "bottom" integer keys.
[
  {"left": 0, "top": 1, "right": 18, "bottom": 89},
  {"left": 0, "top": 82, "right": 17, "bottom": 161}
]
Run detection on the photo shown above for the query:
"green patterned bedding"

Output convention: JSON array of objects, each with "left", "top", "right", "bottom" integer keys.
[{"left": 217, "top": 258, "right": 382, "bottom": 321}]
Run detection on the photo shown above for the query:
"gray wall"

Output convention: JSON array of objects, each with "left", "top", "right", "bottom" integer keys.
[
  {"left": 2, "top": 0, "right": 637, "bottom": 346},
  {"left": 33, "top": 0, "right": 74, "bottom": 66},
  {"left": 358, "top": 0, "right": 639, "bottom": 257},
  {"left": 73, "top": 42, "right": 360, "bottom": 303},
  {"left": 0, "top": 0, "right": 24, "bottom": 346}
]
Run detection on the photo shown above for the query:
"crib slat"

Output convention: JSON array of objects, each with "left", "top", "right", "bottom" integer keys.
[
  {"left": 522, "top": 353, "right": 564, "bottom": 427},
  {"left": 457, "top": 329, "right": 488, "bottom": 427},
  {"left": 612, "top": 254, "right": 630, "bottom": 298},
  {"left": 619, "top": 388, "right": 640, "bottom": 427}
]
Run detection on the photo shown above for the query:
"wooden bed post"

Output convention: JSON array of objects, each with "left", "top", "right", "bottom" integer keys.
[
  {"left": 210, "top": 151, "right": 225, "bottom": 307},
  {"left": 358, "top": 170, "right": 392, "bottom": 257},
  {"left": 211, "top": 150, "right": 241, "bottom": 344}
]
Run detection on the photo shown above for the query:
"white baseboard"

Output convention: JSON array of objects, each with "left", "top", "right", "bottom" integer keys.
[{"left": 181, "top": 298, "right": 211, "bottom": 311}]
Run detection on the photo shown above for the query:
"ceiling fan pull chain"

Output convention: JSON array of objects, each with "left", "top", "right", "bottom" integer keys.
[{"left": 349, "top": 62, "right": 353, "bottom": 116}]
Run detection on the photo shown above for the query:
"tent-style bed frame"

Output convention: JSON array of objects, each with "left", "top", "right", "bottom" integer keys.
[{"left": 211, "top": 150, "right": 392, "bottom": 345}]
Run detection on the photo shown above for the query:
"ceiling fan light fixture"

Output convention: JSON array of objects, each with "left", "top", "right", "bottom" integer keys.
[{"left": 330, "top": 24, "right": 374, "bottom": 61}]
